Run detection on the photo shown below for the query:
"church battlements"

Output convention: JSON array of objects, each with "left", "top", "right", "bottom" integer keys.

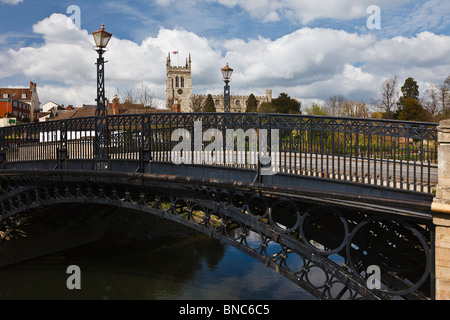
[
  {"left": 166, "top": 53, "right": 191, "bottom": 73},
  {"left": 193, "top": 93, "right": 270, "bottom": 101}
]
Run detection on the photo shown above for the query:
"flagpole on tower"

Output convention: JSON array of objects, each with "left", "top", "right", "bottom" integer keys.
[{"left": 173, "top": 50, "right": 179, "bottom": 66}]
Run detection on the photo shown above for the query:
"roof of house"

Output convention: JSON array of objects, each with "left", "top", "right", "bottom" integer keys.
[
  {"left": 50, "top": 106, "right": 171, "bottom": 121},
  {"left": 0, "top": 88, "right": 32, "bottom": 101}
]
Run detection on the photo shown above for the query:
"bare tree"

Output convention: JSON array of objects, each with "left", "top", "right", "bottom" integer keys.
[
  {"left": 137, "top": 84, "right": 156, "bottom": 108},
  {"left": 118, "top": 85, "right": 157, "bottom": 109},
  {"left": 377, "top": 75, "right": 399, "bottom": 119},
  {"left": 422, "top": 83, "right": 440, "bottom": 119},
  {"left": 324, "top": 95, "right": 345, "bottom": 116},
  {"left": 190, "top": 95, "right": 204, "bottom": 112},
  {"left": 340, "top": 100, "right": 369, "bottom": 118},
  {"left": 121, "top": 89, "right": 138, "bottom": 108},
  {"left": 440, "top": 74, "right": 450, "bottom": 115}
]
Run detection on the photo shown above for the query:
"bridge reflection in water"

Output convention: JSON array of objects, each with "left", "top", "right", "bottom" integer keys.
[
  {"left": 0, "top": 215, "right": 315, "bottom": 300},
  {"left": 0, "top": 113, "right": 439, "bottom": 300}
]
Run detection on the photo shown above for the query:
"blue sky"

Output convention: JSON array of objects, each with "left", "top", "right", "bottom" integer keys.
[{"left": 0, "top": 0, "right": 449, "bottom": 109}]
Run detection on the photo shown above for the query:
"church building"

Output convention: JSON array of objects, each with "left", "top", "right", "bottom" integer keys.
[{"left": 166, "top": 53, "right": 272, "bottom": 112}]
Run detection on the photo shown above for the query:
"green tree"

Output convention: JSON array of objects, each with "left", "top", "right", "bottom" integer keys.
[
  {"left": 304, "top": 102, "right": 329, "bottom": 116},
  {"left": 258, "top": 102, "right": 274, "bottom": 113},
  {"left": 203, "top": 94, "right": 216, "bottom": 112},
  {"left": 399, "top": 77, "right": 420, "bottom": 105},
  {"left": 272, "top": 93, "right": 301, "bottom": 114},
  {"left": 245, "top": 94, "right": 258, "bottom": 112},
  {"left": 398, "top": 98, "right": 429, "bottom": 122}
]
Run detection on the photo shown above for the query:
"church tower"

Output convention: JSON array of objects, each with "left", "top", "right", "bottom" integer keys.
[{"left": 166, "top": 53, "right": 192, "bottom": 112}]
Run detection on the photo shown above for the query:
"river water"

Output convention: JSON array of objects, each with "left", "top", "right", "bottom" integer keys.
[{"left": 0, "top": 227, "right": 315, "bottom": 300}]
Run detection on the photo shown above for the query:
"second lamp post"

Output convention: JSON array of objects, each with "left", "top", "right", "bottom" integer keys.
[{"left": 221, "top": 63, "right": 233, "bottom": 113}]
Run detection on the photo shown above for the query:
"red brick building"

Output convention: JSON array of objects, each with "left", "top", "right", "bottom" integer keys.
[
  {"left": 0, "top": 98, "right": 31, "bottom": 121},
  {"left": 0, "top": 82, "right": 41, "bottom": 121}
]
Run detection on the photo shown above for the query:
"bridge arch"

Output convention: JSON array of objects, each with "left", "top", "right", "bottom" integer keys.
[{"left": 0, "top": 170, "right": 433, "bottom": 300}]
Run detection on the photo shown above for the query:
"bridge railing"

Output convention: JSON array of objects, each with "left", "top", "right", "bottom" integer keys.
[{"left": 0, "top": 113, "right": 438, "bottom": 193}]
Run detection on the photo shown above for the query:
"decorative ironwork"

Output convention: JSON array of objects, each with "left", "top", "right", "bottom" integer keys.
[
  {"left": 0, "top": 113, "right": 438, "bottom": 300},
  {"left": 0, "top": 171, "right": 434, "bottom": 300},
  {"left": 95, "top": 49, "right": 107, "bottom": 117},
  {"left": 0, "top": 113, "right": 438, "bottom": 193}
]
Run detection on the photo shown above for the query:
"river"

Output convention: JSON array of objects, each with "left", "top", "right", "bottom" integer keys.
[{"left": 0, "top": 210, "right": 315, "bottom": 300}]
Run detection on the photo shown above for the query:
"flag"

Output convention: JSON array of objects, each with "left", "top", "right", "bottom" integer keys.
[{"left": 173, "top": 51, "right": 178, "bottom": 55}]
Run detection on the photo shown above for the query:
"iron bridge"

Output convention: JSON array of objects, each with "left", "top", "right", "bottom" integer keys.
[{"left": 0, "top": 112, "right": 439, "bottom": 300}]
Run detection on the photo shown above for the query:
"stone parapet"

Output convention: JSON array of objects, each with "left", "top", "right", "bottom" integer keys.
[
  {"left": 433, "top": 120, "right": 450, "bottom": 214},
  {"left": 432, "top": 120, "right": 450, "bottom": 300},
  {"left": 434, "top": 213, "right": 450, "bottom": 300}
]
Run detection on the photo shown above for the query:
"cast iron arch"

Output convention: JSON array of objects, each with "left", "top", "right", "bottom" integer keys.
[{"left": 0, "top": 171, "right": 433, "bottom": 300}]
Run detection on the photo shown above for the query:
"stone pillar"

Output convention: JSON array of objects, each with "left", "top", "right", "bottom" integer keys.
[{"left": 432, "top": 120, "right": 450, "bottom": 300}]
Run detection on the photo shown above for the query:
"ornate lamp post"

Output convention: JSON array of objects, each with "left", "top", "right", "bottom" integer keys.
[
  {"left": 221, "top": 63, "right": 233, "bottom": 113},
  {"left": 92, "top": 23, "right": 112, "bottom": 116},
  {"left": 92, "top": 23, "right": 112, "bottom": 161}
]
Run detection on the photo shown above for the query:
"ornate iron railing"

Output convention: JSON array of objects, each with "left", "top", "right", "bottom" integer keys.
[{"left": 0, "top": 113, "right": 438, "bottom": 193}]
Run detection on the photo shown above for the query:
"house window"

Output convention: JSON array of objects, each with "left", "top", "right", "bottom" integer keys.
[
  {"left": 22, "top": 94, "right": 27, "bottom": 99},
  {"left": 3, "top": 94, "right": 8, "bottom": 98}
]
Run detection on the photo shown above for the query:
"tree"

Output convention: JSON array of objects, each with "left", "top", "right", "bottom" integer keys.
[
  {"left": 398, "top": 98, "right": 429, "bottom": 122},
  {"left": 399, "top": 77, "right": 420, "bottom": 105},
  {"left": 422, "top": 83, "right": 440, "bottom": 120},
  {"left": 376, "top": 75, "right": 399, "bottom": 119},
  {"left": 202, "top": 94, "right": 216, "bottom": 112},
  {"left": 258, "top": 102, "right": 274, "bottom": 113},
  {"left": 121, "top": 89, "right": 138, "bottom": 108},
  {"left": 118, "top": 86, "right": 156, "bottom": 108},
  {"left": 190, "top": 95, "right": 204, "bottom": 112},
  {"left": 340, "top": 100, "right": 369, "bottom": 118},
  {"left": 245, "top": 94, "right": 258, "bottom": 112},
  {"left": 439, "top": 74, "right": 450, "bottom": 116},
  {"left": 271, "top": 93, "right": 301, "bottom": 114},
  {"left": 136, "top": 84, "right": 156, "bottom": 108},
  {"left": 324, "top": 95, "right": 345, "bottom": 116},
  {"left": 396, "top": 77, "right": 421, "bottom": 120},
  {"left": 304, "top": 102, "right": 330, "bottom": 116}
]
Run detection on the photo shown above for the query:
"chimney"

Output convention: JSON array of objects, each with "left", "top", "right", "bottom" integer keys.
[
  {"left": 112, "top": 95, "right": 120, "bottom": 115},
  {"left": 30, "top": 81, "right": 33, "bottom": 89},
  {"left": 173, "top": 99, "right": 181, "bottom": 113}
]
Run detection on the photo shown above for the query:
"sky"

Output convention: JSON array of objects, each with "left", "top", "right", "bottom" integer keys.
[{"left": 0, "top": 0, "right": 449, "bottom": 110}]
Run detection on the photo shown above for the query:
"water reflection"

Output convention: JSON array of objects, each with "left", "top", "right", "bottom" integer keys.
[{"left": 0, "top": 234, "right": 314, "bottom": 300}]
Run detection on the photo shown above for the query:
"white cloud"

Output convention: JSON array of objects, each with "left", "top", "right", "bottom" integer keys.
[
  {"left": 212, "top": 0, "right": 412, "bottom": 24},
  {"left": 0, "top": 14, "right": 223, "bottom": 107},
  {"left": 1, "top": 12, "right": 450, "bottom": 110},
  {"left": 0, "top": 0, "right": 23, "bottom": 5},
  {"left": 382, "top": 0, "right": 450, "bottom": 37}
]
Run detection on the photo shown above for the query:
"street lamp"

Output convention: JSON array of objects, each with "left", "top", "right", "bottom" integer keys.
[
  {"left": 221, "top": 63, "right": 233, "bottom": 112},
  {"left": 92, "top": 23, "right": 112, "bottom": 117},
  {"left": 92, "top": 23, "right": 112, "bottom": 161}
]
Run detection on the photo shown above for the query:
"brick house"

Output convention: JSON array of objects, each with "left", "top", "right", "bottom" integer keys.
[
  {"left": 0, "top": 98, "right": 31, "bottom": 122},
  {"left": 0, "top": 82, "right": 41, "bottom": 121}
]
